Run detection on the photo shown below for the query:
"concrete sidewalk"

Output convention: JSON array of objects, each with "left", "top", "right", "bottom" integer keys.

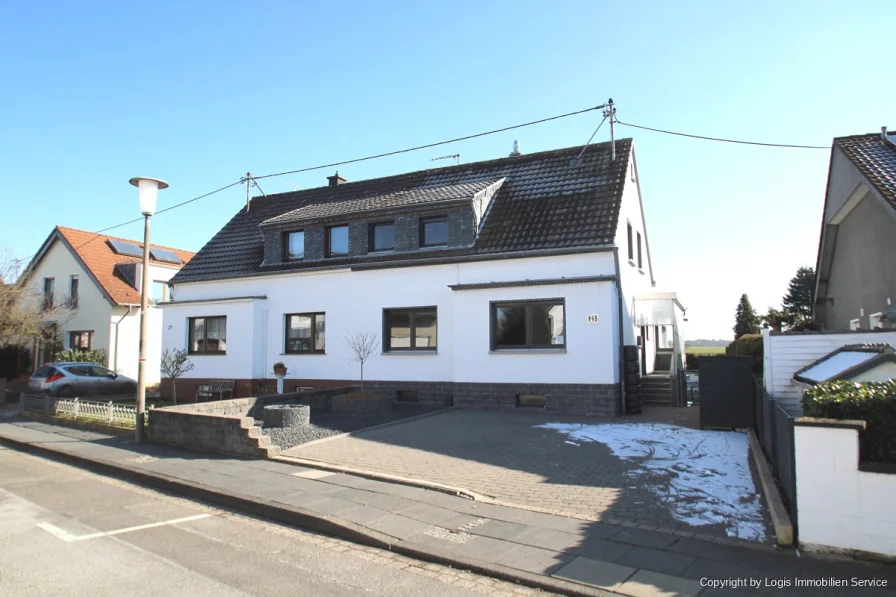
[{"left": 1, "top": 418, "right": 894, "bottom": 597}]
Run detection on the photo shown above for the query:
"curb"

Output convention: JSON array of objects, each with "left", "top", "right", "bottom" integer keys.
[
  {"left": 276, "top": 454, "right": 783, "bottom": 553},
  {"left": 0, "top": 431, "right": 614, "bottom": 597},
  {"left": 747, "top": 429, "right": 794, "bottom": 547}
]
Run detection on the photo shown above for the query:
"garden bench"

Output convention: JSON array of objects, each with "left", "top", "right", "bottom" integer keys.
[{"left": 195, "top": 379, "right": 236, "bottom": 402}]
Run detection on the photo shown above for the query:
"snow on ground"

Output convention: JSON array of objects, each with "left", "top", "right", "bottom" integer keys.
[{"left": 536, "top": 422, "right": 766, "bottom": 541}]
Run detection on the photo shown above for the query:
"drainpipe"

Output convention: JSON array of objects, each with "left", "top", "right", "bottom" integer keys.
[
  {"left": 113, "top": 305, "right": 134, "bottom": 372},
  {"left": 612, "top": 248, "right": 626, "bottom": 415}
]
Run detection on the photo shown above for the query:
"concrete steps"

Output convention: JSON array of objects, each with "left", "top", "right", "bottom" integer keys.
[{"left": 640, "top": 375, "right": 673, "bottom": 405}]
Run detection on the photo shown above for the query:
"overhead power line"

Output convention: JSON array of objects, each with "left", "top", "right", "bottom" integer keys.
[
  {"left": 251, "top": 104, "right": 606, "bottom": 181},
  {"left": 615, "top": 118, "right": 830, "bottom": 150}
]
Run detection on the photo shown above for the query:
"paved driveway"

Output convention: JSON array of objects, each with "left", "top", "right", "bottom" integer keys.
[{"left": 285, "top": 409, "right": 774, "bottom": 544}]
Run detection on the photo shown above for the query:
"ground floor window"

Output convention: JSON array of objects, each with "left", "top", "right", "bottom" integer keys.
[
  {"left": 189, "top": 316, "right": 227, "bottom": 354},
  {"left": 384, "top": 307, "right": 437, "bottom": 351},
  {"left": 491, "top": 299, "right": 565, "bottom": 350},
  {"left": 285, "top": 312, "right": 326, "bottom": 353},
  {"left": 69, "top": 331, "right": 93, "bottom": 350}
]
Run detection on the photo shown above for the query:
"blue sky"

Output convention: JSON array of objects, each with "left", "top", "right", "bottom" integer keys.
[{"left": 1, "top": 0, "right": 893, "bottom": 339}]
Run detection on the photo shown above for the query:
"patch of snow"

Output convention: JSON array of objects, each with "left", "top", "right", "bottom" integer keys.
[
  {"left": 564, "top": 441, "right": 580, "bottom": 446},
  {"left": 535, "top": 422, "right": 766, "bottom": 541}
]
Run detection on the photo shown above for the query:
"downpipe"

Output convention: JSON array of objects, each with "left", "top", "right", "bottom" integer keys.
[
  {"left": 612, "top": 249, "right": 626, "bottom": 415},
  {"left": 112, "top": 305, "right": 134, "bottom": 372}
]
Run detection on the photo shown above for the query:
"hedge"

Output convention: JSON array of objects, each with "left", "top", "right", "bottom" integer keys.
[
  {"left": 53, "top": 348, "right": 107, "bottom": 366},
  {"left": 802, "top": 380, "right": 896, "bottom": 464},
  {"left": 725, "top": 334, "right": 763, "bottom": 374}
]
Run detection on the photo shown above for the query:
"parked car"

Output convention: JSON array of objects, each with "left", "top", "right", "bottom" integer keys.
[{"left": 28, "top": 363, "right": 137, "bottom": 398}]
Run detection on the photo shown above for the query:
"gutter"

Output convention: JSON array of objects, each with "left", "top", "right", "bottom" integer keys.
[
  {"left": 112, "top": 305, "right": 133, "bottom": 372},
  {"left": 612, "top": 248, "right": 626, "bottom": 415}
]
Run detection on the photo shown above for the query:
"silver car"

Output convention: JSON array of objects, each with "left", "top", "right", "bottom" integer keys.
[{"left": 29, "top": 362, "right": 138, "bottom": 398}]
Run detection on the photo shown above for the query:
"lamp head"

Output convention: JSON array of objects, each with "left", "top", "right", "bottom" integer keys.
[{"left": 129, "top": 177, "right": 168, "bottom": 216}]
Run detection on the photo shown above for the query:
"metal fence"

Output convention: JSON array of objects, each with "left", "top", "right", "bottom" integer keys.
[
  {"left": 19, "top": 393, "right": 138, "bottom": 427},
  {"left": 754, "top": 382, "right": 798, "bottom": 529}
]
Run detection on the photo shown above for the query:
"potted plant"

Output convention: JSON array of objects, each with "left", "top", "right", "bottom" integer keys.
[{"left": 272, "top": 361, "right": 287, "bottom": 376}]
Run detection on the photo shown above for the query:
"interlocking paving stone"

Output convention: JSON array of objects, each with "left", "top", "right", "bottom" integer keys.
[
  {"left": 615, "top": 546, "right": 695, "bottom": 576},
  {"left": 552, "top": 556, "right": 637, "bottom": 591},
  {"left": 616, "top": 569, "right": 703, "bottom": 597},
  {"left": 495, "top": 544, "right": 574, "bottom": 575}
]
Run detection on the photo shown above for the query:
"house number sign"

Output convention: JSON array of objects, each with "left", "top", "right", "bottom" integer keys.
[{"left": 587, "top": 314, "right": 599, "bottom": 323}]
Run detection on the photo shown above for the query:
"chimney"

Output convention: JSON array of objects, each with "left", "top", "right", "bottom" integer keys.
[
  {"left": 509, "top": 140, "right": 521, "bottom": 157},
  {"left": 327, "top": 171, "right": 347, "bottom": 187},
  {"left": 883, "top": 126, "right": 888, "bottom": 141}
]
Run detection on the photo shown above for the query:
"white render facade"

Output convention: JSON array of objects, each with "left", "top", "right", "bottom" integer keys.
[{"left": 163, "top": 140, "right": 684, "bottom": 414}]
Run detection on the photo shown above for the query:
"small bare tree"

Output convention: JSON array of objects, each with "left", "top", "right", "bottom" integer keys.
[
  {"left": 160, "top": 348, "right": 194, "bottom": 405},
  {"left": 342, "top": 330, "right": 378, "bottom": 393}
]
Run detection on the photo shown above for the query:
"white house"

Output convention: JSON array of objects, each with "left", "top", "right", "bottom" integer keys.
[
  {"left": 163, "top": 139, "right": 685, "bottom": 415},
  {"left": 23, "top": 226, "right": 194, "bottom": 383}
]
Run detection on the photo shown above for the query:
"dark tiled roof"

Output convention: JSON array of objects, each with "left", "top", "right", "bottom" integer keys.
[
  {"left": 262, "top": 179, "right": 505, "bottom": 225},
  {"left": 173, "top": 139, "right": 632, "bottom": 284},
  {"left": 834, "top": 133, "right": 896, "bottom": 211}
]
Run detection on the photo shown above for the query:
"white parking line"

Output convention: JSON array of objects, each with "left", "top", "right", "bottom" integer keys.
[{"left": 38, "top": 513, "right": 212, "bottom": 542}]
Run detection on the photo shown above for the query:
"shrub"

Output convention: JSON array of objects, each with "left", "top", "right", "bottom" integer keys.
[
  {"left": 724, "top": 334, "right": 762, "bottom": 374},
  {"left": 685, "top": 353, "right": 700, "bottom": 370},
  {"left": 802, "top": 380, "right": 896, "bottom": 464},
  {"left": 54, "top": 348, "right": 106, "bottom": 365}
]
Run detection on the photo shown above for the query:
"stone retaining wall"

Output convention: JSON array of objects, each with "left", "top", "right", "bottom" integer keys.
[{"left": 149, "top": 387, "right": 354, "bottom": 458}]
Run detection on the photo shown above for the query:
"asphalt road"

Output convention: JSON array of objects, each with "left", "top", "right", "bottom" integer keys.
[{"left": 0, "top": 445, "right": 548, "bottom": 597}]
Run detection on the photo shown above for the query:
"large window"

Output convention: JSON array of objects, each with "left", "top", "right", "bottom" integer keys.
[
  {"left": 189, "top": 316, "right": 227, "bottom": 354},
  {"left": 285, "top": 312, "right": 326, "bottom": 353},
  {"left": 420, "top": 216, "right": 447, "bottom": 248},
  {"left": 69, "top": 276, "right": 79, "bottom": 308},
  {"left": 491, "top": 300, "right": 566, "bottom": 350},
  {"left": 285, "top": 230, "right": 305, "bottom": 261},
  {"left": 69, "top": 331, "right": 93, "bottom": 350},
  {"left": 369, "top": 221, "right": 395, "bottom": 252},
  {"left": 326, "top": 225, "right": 349, "bottom": 257},
  {"left": 384, "top": 307, "right": 437, "bottom": 351}
]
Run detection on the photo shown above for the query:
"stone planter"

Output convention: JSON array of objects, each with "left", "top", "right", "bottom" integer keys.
[
  {"left": 262, "top": 404, "right": 310, "bottom": 428},
  {"left": 331, "top": 393, "right": 392, "bottom": 417}
]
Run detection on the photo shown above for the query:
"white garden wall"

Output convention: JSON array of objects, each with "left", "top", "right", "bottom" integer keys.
[
  {"left": 794, "top": 422, "right": 896, "bottom": 558},
  {"left": 762, "top": 328, "right": 896, "bottom": 414}
]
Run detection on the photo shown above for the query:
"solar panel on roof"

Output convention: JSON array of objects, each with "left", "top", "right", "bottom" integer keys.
[
  {"left": 149, "top": 248, "right": 183, "bottom": 264},
  {"left": 108, "top": 239, "right": 143, "bottom": 258}
]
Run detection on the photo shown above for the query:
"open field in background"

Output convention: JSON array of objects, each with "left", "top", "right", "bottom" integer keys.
[{"left": 685, "top": 346, "right": 727, "bottom": 355}]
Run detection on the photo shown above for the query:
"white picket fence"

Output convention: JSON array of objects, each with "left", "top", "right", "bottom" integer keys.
[{"left": 55, "top": 398, "right": 138, "bottom": 426}]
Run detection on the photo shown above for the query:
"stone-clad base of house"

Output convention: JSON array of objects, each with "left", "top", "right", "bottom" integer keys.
[{"left": 160, "top": 378, "right": 622, "bottom": 417}]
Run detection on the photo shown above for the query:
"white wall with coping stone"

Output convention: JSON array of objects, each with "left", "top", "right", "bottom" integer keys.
[{"left": 794, "top": 422, "right": 896, "bottom": 558}]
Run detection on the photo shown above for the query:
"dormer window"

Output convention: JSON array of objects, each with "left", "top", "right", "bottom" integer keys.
[
  {"left": 369, "top": 221, "right": 395, "bottom": 252},
  {"left": 285, "top": 230, "right": 304, "bottom": 261},
  {"left": 326, "top": 225, "right": 349, "bottom": 258},
  {"left": 420, "top": 216, "right": 447, "bottom": 248}
]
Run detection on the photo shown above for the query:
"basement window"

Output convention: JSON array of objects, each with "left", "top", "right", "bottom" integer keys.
[
  {"left": 517, "top": 394, "right": 545, "bottom": 408},
  {"left": 397, "top": 389, "right": 420, "bottom": 403}
]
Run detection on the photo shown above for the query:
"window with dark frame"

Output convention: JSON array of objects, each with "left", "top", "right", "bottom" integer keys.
[
  {"left": 326, "top": 225, "right": 349, "bottom": 257},
  {"left": 626, "top": 222, "right": 634, "bottom": 262},
  {"left": 285, "top": 230, "right": 305, "bottom": 261},
  {"left": 69, "top": 276, "right": 79, "bottom": 308},
  {"left": 285, "top": 312, "right": 326, "bottom": 353},
  {"left": 636, "top": 231, "right": 642, "bottom": 269},
  {"left": 383, "top": 307, "right": 437, "bottom": 351},
  {"left": 188, "top": 316, "right": 227, "bottom": 354},
  {"left": 368, "top": 221, "right": 395, "bottom": 252},
  {"left": 491, "top": 299, "right": 566, "bottom": 350},
  {"left": 420, "top": 216, "right": 448, "bottom": 248},
  {"left": 69, "top": 331, "right": 92, "bottom": 350},
  {"left": 43, "top": 278, "right": 54, "bottom": 310}
]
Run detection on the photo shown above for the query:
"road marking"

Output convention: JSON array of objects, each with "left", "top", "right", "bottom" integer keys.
[
  {"left": 38, "top": 513, "right": 212, "bottom": 542},
  {"left": 293, "top": 469, "right": 335, "bottom": 479}
]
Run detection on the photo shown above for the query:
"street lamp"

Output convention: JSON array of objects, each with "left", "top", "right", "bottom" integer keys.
[{"left": 129, "top": 176, "right": 168, "bottom": 441}]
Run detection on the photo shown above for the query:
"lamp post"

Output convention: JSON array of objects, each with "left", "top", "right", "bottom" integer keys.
[{"left": 129, "top": 176, "right": 168, "bottom": 441}]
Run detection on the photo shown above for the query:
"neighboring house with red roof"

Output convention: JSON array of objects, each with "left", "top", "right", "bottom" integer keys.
[
  {"left": 814, "top": 128, "right": 896, "bottom": 331},
  {"left": 22, "top": 226, "right": 195, "bottom": 383}
]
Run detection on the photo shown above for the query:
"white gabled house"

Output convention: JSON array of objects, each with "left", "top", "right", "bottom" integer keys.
[
  {"left": 162, "top": 139, "right": 685, "bottom": 415},
  {"left": 23, "top": 226, "right": 194, "bottom": 383}
]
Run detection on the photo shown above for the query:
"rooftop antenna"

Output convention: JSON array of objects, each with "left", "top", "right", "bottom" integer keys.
[
  {"left": 244, "top": 172, "right": 251, "bottom": 212},
  {"left": 431, "top": 153, "right": 460, "bottom": 165}
]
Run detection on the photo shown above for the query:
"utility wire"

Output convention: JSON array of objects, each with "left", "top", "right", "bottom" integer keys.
[
  {"left": 252, "top": 104, "right": 606, "bottom": 181},
  {"left": 615, "top": 118, "right": 829, "bottom": 150}
]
